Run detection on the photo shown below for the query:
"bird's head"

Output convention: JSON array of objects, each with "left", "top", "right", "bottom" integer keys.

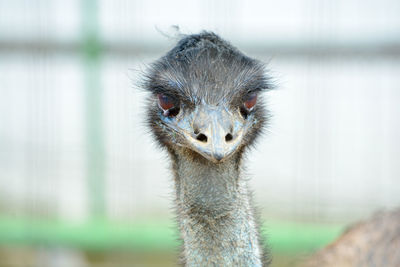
[{"left": 144, "top": 32, "right": 272, "bottom": 164}]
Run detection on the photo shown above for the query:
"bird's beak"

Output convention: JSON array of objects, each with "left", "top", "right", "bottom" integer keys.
[{"left": 182, "top": 106, "right": 244, "bottom": 163}]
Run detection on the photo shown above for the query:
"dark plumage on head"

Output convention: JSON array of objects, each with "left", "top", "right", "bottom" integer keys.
[{"left": 144, "top": 31, "right": 273, "bottom": 163}]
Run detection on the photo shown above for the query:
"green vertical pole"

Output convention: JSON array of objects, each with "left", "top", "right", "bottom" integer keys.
[{"left": 81, "top": 0, "right": 105, "bottom": 219}]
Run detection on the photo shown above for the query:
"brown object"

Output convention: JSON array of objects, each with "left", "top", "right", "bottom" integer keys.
[{"left": 304, "top": 209, "right": 400, "bottom": 267}]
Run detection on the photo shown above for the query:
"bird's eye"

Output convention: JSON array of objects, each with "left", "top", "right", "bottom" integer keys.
[
  {"left": 244, "top": 92, "right": 257, "bottom": 110},
  {"left": 158, "top": 94, "right": 174, "bottom": 110},
  {"left": 157, "top": 94, "right": 180, "bottom": 117},
  {"left": 240, "top": 92, "right": 257, "bottom": 119}
]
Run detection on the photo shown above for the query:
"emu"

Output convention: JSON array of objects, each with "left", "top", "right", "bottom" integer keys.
[{"left": 143, "top": 31, "right": 400, "bottom": 266}]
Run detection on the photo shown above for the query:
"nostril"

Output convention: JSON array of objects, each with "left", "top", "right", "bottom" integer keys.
[
  {"left": 196, "top": 133, "right": 208, "bottom": 143},
  {"left": 225, "top": 133, "right": 233, "bottom": 142}
]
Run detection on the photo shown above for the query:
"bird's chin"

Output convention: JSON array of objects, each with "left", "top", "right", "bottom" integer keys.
[
  {"left": 179, "top": 145, "right": 238, "bottom": 165},
  {"left": 200, "top": 149, "right": 235, "bottom": 164}
]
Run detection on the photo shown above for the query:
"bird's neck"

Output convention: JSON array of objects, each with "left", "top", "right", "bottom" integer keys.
[{"left": 171, "top": 149, "right": 264, "bottom": 266}]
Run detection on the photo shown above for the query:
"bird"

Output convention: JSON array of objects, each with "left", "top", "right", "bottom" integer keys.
[
  {"left": 143, "top": 31, "right": 270, "bottom": 266},
  {"left": 142, "top": 31, "right": 400, "bottom": 267}
]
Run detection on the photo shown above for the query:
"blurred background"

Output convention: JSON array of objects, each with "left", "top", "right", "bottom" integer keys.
[{"left": 0, "top": 0, "right": 399, "bottom": 266}]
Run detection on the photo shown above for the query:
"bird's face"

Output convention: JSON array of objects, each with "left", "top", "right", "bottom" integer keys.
[
  {"left": 153, "top": 90, "right": 260, "bottom": 163},
  {"left": 145, "top": 34, "right": 271, "bottom": 163}
]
